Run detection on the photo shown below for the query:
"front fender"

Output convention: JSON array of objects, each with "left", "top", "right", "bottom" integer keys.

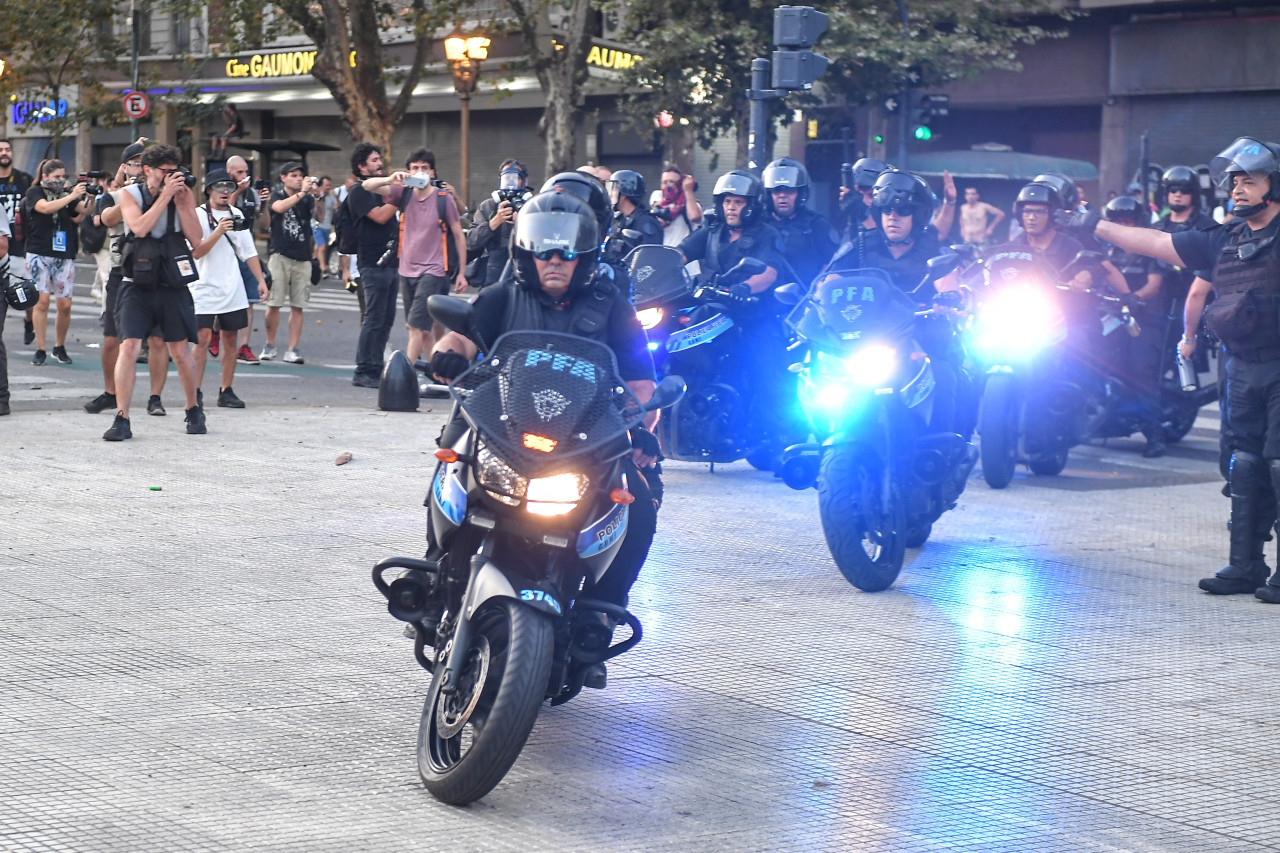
[{"left": 463, "top": 559, "right": 564, "bottom": 620}]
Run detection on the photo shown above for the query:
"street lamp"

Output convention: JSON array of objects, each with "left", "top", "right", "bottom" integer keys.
[{"left": 444, "top": 32, "right": 489, "bottom": 208}]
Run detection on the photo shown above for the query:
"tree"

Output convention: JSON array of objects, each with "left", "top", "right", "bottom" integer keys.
[
  {"left": 620, "top": 0, "right": 1076, "bottom": 167},
  {"left": 0, "top": 0, "right": 125, "bottom": 158}
]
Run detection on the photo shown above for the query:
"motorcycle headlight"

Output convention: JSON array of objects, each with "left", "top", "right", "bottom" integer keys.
[
  {"left": 526, "top": 472, "right": 590, "bottom": 516},
  {"left": 637, "top": 307, "right": 664, "bottom": 330},
  {"left": 477, "top": 445, "right": 527, "bottom": 506},
  {"left": 974, "top": 285, "right": 1064, "bottom": 358},
  {"left": 839, "top": 343, "right": 898, "bottom": 388}
]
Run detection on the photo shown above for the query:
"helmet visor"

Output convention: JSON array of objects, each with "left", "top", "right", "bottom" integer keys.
[
  {"left": 762, "top": 164, "right": 803, "bottom": 189},
  {"left": 499, "top": 170, "right": 524, "bottom": 190},
  {"left": 713, "top": 172, "right": 757, "bottom": 198},
  {"left": 871, "top": 172, "right": 920, "bottom": 210},
  {"left": 514, "top": 210, "right": 599, "bottom": 257},
  {"left": 1210, "top": 137, "right": 1278, "bottom": 189}
]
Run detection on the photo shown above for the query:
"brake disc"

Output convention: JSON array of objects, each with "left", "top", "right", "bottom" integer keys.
[{"left": 436, "top": 635, "right": 491, "bottom": 739}]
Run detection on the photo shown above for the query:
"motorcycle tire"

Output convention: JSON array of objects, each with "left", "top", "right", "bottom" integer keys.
[
  {"left": 1163, "top": 407, "right": 1199, "bottom": 444},
  {"left": 818, "top": 443, "right": 906, "bottom": 592},
  {"left": 417, "top": 599, "right": 554, "bottom": 805},
  {"left": 1028, "top": 448, "right": 1069, "bottom": 477},
  {"left": 978, "top": 373, "right": 1019, "bottom": 490},
  {"left": 745, "top": 446, "right": 775, "bottom": 473},
  {"left": 905, "top": 521, "right": 933, "bottom": 549}
]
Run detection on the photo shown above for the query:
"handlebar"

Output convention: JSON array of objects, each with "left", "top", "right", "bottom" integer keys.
[{"left": 694, "top": 285, "right": 759, "bottom": 305}]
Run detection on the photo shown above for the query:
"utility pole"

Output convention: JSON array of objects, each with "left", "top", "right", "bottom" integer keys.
[
  {"left": 748, "top": 6, "right": 828, "bottom": 174},
  {"left": 130, "top": 0, "right": 140, "bottom": 139},
  {"left": 894, "top": 0, "right": 909, "bottom": 169}
]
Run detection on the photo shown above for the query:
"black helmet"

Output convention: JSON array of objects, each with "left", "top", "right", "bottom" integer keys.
[
  {"left": 606, "top": 169, "right": 646, "bottom": 207},
  {"left": 1210, "top": 136, "right": 1280, "bottom": 216},
  {"left": 1160, "top": 165, "right": 1200, "bottom": 211},
  {"left": 510, "top": 190, "right": 600, "bottom": 294},
  {"left": 762, "top": 157, "right": 810, "bottom": 210},
  {"left": 1014, "top": 181, "right": 1062, "bottom": 223},
  {"left": 712, "top": 169, "right": 764, "bottom": 226},
  {"left": 849, "top": 157, "right": 891, "bottom": 191},
  {"left": 1104, "top": 195, "right": 1145, "bottom": 224},
  {"left": 540, "top": 171, "right": 612, "bottom": 239},
  {"left": 4, "top": 272, "right": 39, "bottom": 311},
  {"left": 869, "top": 170, "right": 933, "bottom": 241},
  {"left": 1032, "top": 172, "right": 1078, "bottom": 211}
]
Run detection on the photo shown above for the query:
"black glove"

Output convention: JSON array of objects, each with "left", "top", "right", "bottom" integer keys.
[
  {"left": 429, "top": 350, "right": 470, "bottom": 381},
  {"left": 1054, "top": 209, "right": 1101, "bottom": 236},
  {"left": 629, "top": 426, "right": 662, "bottom": 460},
  {"left": 933, "top": 289, "right": 965, "bottom": 310},
  {"left": 727, "top": 283, "right": 752, "bottom": 302}
]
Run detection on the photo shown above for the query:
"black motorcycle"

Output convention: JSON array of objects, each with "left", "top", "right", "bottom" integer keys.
[
  {"left": 777, "top": 256, "right": 977, "bottom": 592},
  {"left": 626, "top": 244, "right": 802, "bottom": 471},
  {"left": 373, "top": 296, "right": 682, "bottom": 805}
]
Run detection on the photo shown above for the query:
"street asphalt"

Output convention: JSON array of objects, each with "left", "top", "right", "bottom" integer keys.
[{"left": 2, "top": 266, "right": 1279, "bottom": 852}]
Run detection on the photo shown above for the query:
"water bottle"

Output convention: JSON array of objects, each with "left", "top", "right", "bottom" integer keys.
[{"left": 1176, "top": 348, "right": 1197, "bottom": 391}]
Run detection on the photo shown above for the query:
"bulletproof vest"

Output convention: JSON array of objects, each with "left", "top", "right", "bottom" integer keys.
[
  {"left": 1106, "top": 244, "right": 1151, "bottom": 291},
  {"left": 773, "top": 209, "right": 828, "bottom": 283},
  {"left": 1210, "top": 219, "right": 1280, "bottom": 357},
  {"left": 501, "top": 266, "right": 619, "bottom": 344},
  {"left": 705, "top": 222, "right": 761, "bottom": 278}
]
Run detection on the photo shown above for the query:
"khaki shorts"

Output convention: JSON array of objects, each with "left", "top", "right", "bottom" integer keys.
[{"left": 266, "top": 255, "right": 311, "bottom": 309}]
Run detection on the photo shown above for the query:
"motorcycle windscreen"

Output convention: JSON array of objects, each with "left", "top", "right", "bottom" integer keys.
[
  {"left": 455, "top": 331, "right": 638, "bottom": 478},
  {"left": 811, "top": 269, "right": 917, "bottom": 342},
  {"left": 628, "top": 244, "right": 693, "bottom": 309}
]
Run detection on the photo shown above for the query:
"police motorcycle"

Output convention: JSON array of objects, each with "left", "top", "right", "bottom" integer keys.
[
  {"left": 776, "top": 255, "right": 976, "bottom": 592},
  {"left": 624, "top": 243, "right": 798, "bottom": 471},
  {"left": 372, "top": 295, "right": 684, "bottom": 805}
]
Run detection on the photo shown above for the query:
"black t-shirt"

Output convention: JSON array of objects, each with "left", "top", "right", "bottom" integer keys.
[
  {"left": 1010, "top": 230, "right": 1084, "bottom": 273},
  {"left": 678, "top": 220, "right": 788, "bottom": 282},
  {"left": 1170, "top": 219, "right": 1280, "bottom": 283},
  {"left": 23, "top": 185, "right": 78, "bottom": 259},
  {"left": 268, "top": 190, "right": 315, "bottom": 262},
  {"left": 347, "top": 184, "right": 399, "bottom": 268},
  {"left": 0, "top": 170, "right": 32, "bottom": 255},
  {"left": 1156, "top": 212, "right": 1216, "bottom": 280},
  {"left": 469, "top": 282, "right": 655, "bottom": 383}
]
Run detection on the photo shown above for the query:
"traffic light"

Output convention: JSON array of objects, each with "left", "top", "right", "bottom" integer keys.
[
  {"left": 772, "top": 6, "right": 829, "bottom": 91},
  {"left": 909, "top": 92, "right": 949, "bottom": 141}
]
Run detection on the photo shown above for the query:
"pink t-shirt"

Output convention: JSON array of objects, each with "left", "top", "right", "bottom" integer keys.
[{"left": 388, "top": 185, "right": 460, "bottom": 278}]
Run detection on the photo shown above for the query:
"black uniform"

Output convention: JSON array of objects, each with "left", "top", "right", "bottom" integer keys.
[
  {"left": 467, "top": 196, "right": 517, "bottom": 288},
  {"left": 1009, "top": 230, "right": 1085, "bottom": 274},
  {"left": 1105, "top": 241, "right": 1167, "bottom": 404},
  {"left": 615, "top": 208, "right": 664, "bottom": 248},
  {"left": 771, "top": 208, "right": 839, "bottom": 286},
  {"left": 678, "top": 219, "right": 788, "bottom": 286}
]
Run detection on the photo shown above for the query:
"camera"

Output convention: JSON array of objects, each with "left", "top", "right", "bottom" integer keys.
[
  {"left": 177, "top": 166, "right": 196, "bottom": 188},
  {"left": 77, "top": 177, "right": 104, "bottom": 196},
  {"left": 496, "top": 187, "right": 532, "bottom": 211},
  {"left": 253, "top": 178, "right": 270, "bottom": 192},
  {"left": 231, "top": 214, "right": 253, "bottom": 231},
  {"left": 403, "top": 172, "right": 431, "bottom": 190}
]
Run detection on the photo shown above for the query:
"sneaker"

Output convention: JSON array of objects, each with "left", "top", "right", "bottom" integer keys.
[
  {"left": 283, "top": 349, "right": 304, "bottom": 364},
  {"left": 147, "top": 395, "right": 166, "bottom": 417},
  {"left": 352, "top": 374, "right": 380, "bottom": 388},
  {"left": 90, "top": 285, "right": 104, "bottom": 302},
  {"left": 209, "top": 336, "right": 220, "bottom": 358},
  {"left": 185, "top": 406, "right": 207, "bottom": 435},
  {"left": 217, "top": 387, "right": 245, "bottom": 408},
  {"left": 1142, "top": 440, "right": 1167, "bottom": 459},
  {"left": 196, "top": 388, "right": 204, "bottom": 411},
  {"left": 102, "top": 414, "right": 132, "bottom": 441},
  {"left": 259, "top": 343, "right": 278, "bottom": 361},
  {"left": 23, "top": 319, "right": 35, "bottom": 345},
  {"left": 84, "top": 392, "right": 117, "bottom": 414},
  {"left": 236, "top": 344, "right": 260, "bottom": 365},
  {"left": 31, "top": 349, "right": 46, "bottom": 366},
  {"left": 51, "top": 345, "right": 72, "bottom": 365}
]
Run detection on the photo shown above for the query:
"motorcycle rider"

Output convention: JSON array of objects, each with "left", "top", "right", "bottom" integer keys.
[
  {"left": 824, "top": 170, "right": 968, "bottom": 436},
  {"left": 428, "top": 190, "right": 660, "bottom": 684},
  {"left": 606, "top": 169, "right": 664, "bottom": 250},
  {"left": 763, "top": 157, "right": 839, "bottom": 287},
  {"left": 677, "top": 169, "right": 788, "bottom": 291},
  {"left": 1057, "top": 136, "right": 1280, "bottom": 602},
  {"left": 1101, "top": 195, "right": 1169, "bottom": 457},
  {"left": 839, "top": 157, "right": 890, "bottom": 236},
  {"left": 1035, "top": 172, "right": 1101, "bottom": 251},
  {"left": 1008, "top": 181, "right": 1130, "bottom": 294}
]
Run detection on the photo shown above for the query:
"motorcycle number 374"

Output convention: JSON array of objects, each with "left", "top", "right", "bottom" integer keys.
[{"left": 519, "top": 589, "right": 562, "bottom": 614}]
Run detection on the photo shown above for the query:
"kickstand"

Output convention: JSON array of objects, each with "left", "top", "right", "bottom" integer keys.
[{"left": 709, "top": 461, "right": 716, "bottom": 474}]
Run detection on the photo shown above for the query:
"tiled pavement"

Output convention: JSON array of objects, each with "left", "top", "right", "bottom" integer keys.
[{"left": 1, "top": 401, "right": 1277, "bottom": 852}]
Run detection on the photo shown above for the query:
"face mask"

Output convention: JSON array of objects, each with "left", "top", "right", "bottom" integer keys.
[
  {"left": 1168, "top": 203, "right": 1190, "bottom": 213},
  {"left": 42, "top": 178, "right": 67, "bottom": 192}
]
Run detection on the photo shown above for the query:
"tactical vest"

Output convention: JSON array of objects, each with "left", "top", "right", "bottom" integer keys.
[
  {"left": 501, "top": 267, "right": 619, "bottom": 344},
  {"left": 705, "top": 223, "right": 758, "bottom": 279},
  {"left": 1206, "top": 219, "right": 1280, "bottom": 360}
]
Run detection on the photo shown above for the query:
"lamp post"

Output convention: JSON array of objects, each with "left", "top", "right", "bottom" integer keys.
[{"left": 444, "top": 33, "right": 489, "bottom": 209}]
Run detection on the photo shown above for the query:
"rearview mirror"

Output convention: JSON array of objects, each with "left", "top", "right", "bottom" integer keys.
[
  {"left": 428, "top": 295, "right": 475, "bottom": 339},
  {"left": 723, "top": 257, "right": 768, "bottom": 283},
  {"left": 644, "top": 374, "right": 686, "bottom": 412},
  {"left": 925, "top": 252, "right": 960, "bottom": 282},
  {"left": 773, "top": 282, "right": 804, "bottom": 306}
]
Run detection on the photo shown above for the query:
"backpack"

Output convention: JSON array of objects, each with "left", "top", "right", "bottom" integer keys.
[
  {"left": 79, "top": 195, "right": 110, "bottom": 255},
  {"left": 434, "top": 189, "right": 459, "bottom": 278},
  {"left": 333, "top": 194, "right": 359, "bottom": 255}
]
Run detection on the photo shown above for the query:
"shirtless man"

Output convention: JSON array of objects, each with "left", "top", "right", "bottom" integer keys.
[{"left": 959, "top": 186, "right": 1005, "bottom": 245}]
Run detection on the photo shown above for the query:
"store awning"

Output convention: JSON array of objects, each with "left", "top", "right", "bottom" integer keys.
[{"left": 906, "top": 150, "right": 1099, "bottom": 181}]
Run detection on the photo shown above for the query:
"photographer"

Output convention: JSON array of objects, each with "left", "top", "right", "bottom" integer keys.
[
  {"left": 348, "top": 142, "right": 401, "bottom": 388},
  {"left": 260, "top": 161, "right": 316, "bottom": 364},
  {"left": 83, "top": 143, "right": 171, "bottom": 419},
  {"left": 361, "top": 148, "right": 467, "bottom": 368},
  {"left": 0, "top": 202, "right": 11, "bottom": 416},
  {"left": 225, "top": 155, "right": 271, "bottom": 365},
  {"left": 24, "top": 159, "right": 92, "bottom": 365},
  {"left": 466, "top": 159, "right": 528, "bottom": 288},
  {"left": 189, "top": 170, "right": 268, "bottom": 408},
  {"left": 104, "top": 144, "right": 206, "bottom": 441}
]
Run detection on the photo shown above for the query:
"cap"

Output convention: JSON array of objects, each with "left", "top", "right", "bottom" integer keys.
[
  {"left": 121, "top": 143, "right": 146, "bottom": 164},
  {"left": 204, "top": 169, "right": 235, "bottom": 193},
  {"left": 279, "top": 160, "right": 304, "bottom": 177}
]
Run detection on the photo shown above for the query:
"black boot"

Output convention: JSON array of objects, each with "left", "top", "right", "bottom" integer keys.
[
  {"left": 1257, "top": 461, "right": 1280, "bottom": 603},
  {"left": 1200, "top": 451, "right": 1271, "bottom": 595}
]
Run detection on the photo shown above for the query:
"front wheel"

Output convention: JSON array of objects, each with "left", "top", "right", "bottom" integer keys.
[
  {"left": 417, "top": 599, "right": 554, "bottom": 805},
  {"left": 1163, "top": 405, "right": 1199, "bottom": 444},
  {"left": 978, "top": 373, "right": 1019, "bottom": 490},
  {"left": 1028, "top": 448, "right": 1069, "bottom": 477},
  {"left": 818, "top": 444, "right": 907, "bottom": 592}
]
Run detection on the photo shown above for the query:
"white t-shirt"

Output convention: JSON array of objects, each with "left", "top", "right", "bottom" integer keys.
[{"left": 191, "top": 205, "right": 254, "bottom": 315}]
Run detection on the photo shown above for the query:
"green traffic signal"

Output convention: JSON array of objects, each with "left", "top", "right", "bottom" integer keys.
[
  {"left": 913, "top": 125, "right": 933, "bottom": 141},
  {"left": 874, "top": 134, "right": 884, "bottom": 144}
]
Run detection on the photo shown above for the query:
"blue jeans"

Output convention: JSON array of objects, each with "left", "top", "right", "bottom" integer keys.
[{"left": 354, "top": 266, "right": 398, "bottom": 380}]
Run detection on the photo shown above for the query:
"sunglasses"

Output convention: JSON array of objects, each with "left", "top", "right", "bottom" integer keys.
[{"left": 531, "top": 248, "right": 579, "bottom": 261}]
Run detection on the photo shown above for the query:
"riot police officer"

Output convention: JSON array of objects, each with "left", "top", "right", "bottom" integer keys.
[
  {"left": 1155, "top": 165, "right": 1216, "bottom": 306},
  {"left": 606, "top": 170, "right": 663, "bottom": 251},
  {"left": 677, "top": 170, "right": 788, "bottom": 292},
  {"left": 1059, "top": 137, "right": 1280, "bottom": 602},
  {"left": 762, "top": 157, "right": 839, "bottom": 287}
]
